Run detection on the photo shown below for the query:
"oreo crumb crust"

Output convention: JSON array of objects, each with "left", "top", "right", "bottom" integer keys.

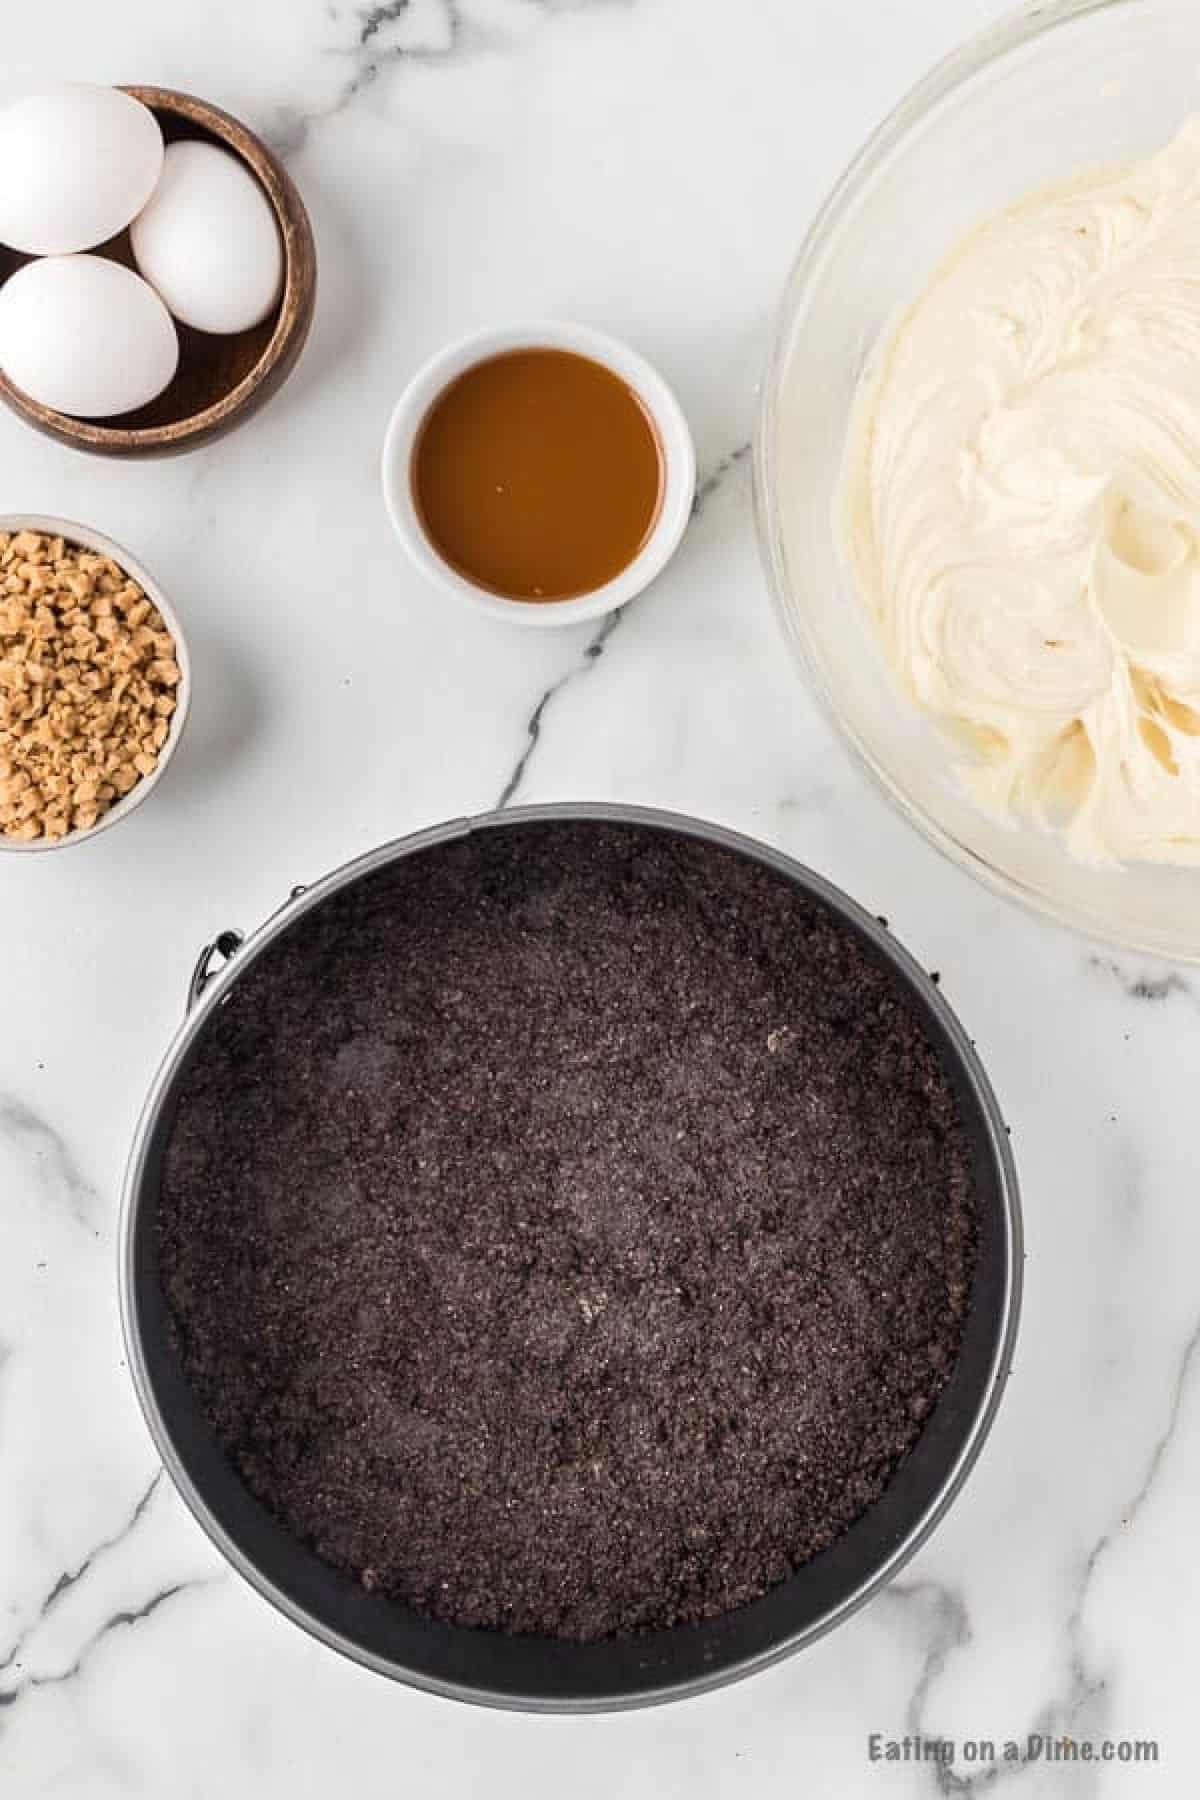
[{"left": 158, "top": 822, "right": 977, "bottom": 1641}]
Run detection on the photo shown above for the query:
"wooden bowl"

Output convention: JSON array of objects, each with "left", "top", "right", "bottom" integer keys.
[{"left": 0, "top": 87, "right": 316, "bottom": 456}]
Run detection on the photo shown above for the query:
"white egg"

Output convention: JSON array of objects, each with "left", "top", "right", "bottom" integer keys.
[
  {"left": 131, "top": 140, "right": 284, "bottom": 335},
  {"left": 0, "top": 255, "right": 178, "bottom": 418},
  {"left": 0, "top": 83, "right": 163, "bottom": 256}
]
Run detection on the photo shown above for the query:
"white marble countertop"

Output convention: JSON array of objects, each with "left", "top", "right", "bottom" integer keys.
[{"left": 1, "top": 0, "right": 1195, "bottom": 1792}]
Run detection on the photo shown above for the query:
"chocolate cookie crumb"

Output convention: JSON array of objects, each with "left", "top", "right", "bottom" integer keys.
[{"left": 158, "top": 822, "right": 977, "bottom": 1641}]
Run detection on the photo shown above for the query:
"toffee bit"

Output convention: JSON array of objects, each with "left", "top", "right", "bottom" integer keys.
[{"left": 0, "top": 530, "right": 178, "bottom": 841}]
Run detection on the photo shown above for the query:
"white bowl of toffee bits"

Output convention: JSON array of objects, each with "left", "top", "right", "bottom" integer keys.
[
  {"left": 381, "top": 321, "right": 695, "bottom": 626},
  {"left": 0, "top": 516, "right": 189, "bottom": 850}
]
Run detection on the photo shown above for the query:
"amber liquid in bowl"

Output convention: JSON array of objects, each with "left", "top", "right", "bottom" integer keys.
[{"left": 411, "top": 348, "right": 664, "bottom": 602}]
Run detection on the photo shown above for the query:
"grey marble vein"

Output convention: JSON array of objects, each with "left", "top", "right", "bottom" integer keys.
[
  {"left": 347, "top": 0, "right": 461, "bottom": 92},
  {"left": 1088, "top": 956, "right": 1196, "bottom": 1009},
  {"left": 0, "top": 1578, "right": 208, "bottom": 1715},
  {"left": 0, "top": 1095, "right": 98, "bottom": 1234},
  {"left": 267, "top": 0, "right": 638, "bottom": 157},
  {"left": 883, "top": 1579, "right": 1000, "bottom": 1797},
  {"left": 495, "top": 607, "right": 622, "bottom": 809},
  {"left": 892, "top": 1578, "right": 971, "bottom": 1740},
  {"left": 261, "top": 0, "right": 464, "bottom": 153},
  {"left": 351, "top": 0, "right": 633, "bottom": 60},
  {"left": 1112, "top": 1308, "right": 1200, "bottom": 1541},
  {"left": 359, "top": 1, "right": 431, "bottom": 48},
  {"left": 691, "top": 440, "right": 751, "bottom": 519},
  {"left": 0, "top": 1472, "right": 161, "bottom": 1678},
  {"left": 890, "top": 1312, "right": 1200, "bottom": 1794}
]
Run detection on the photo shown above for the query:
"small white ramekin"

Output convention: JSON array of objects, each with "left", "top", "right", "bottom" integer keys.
[
  {"left": 0, "top": 514, "right": 191, "bottom": 854},
  {"left": 381, "top": 320, "right": 696, "bottom": 627}
]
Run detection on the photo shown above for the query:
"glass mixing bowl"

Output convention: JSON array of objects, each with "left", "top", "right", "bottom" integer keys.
[{"left": 756, "top": 0, "right": 1200, "bottom": 960}]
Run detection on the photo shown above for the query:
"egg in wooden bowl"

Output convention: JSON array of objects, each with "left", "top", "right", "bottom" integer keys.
[{"left": 0, "top": 85, "right": 315, "bottom": 457}]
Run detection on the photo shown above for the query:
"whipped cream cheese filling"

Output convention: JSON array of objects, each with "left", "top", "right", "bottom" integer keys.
[{"left": 840, "top": 118, "right": 1200, "bottom": 865}]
